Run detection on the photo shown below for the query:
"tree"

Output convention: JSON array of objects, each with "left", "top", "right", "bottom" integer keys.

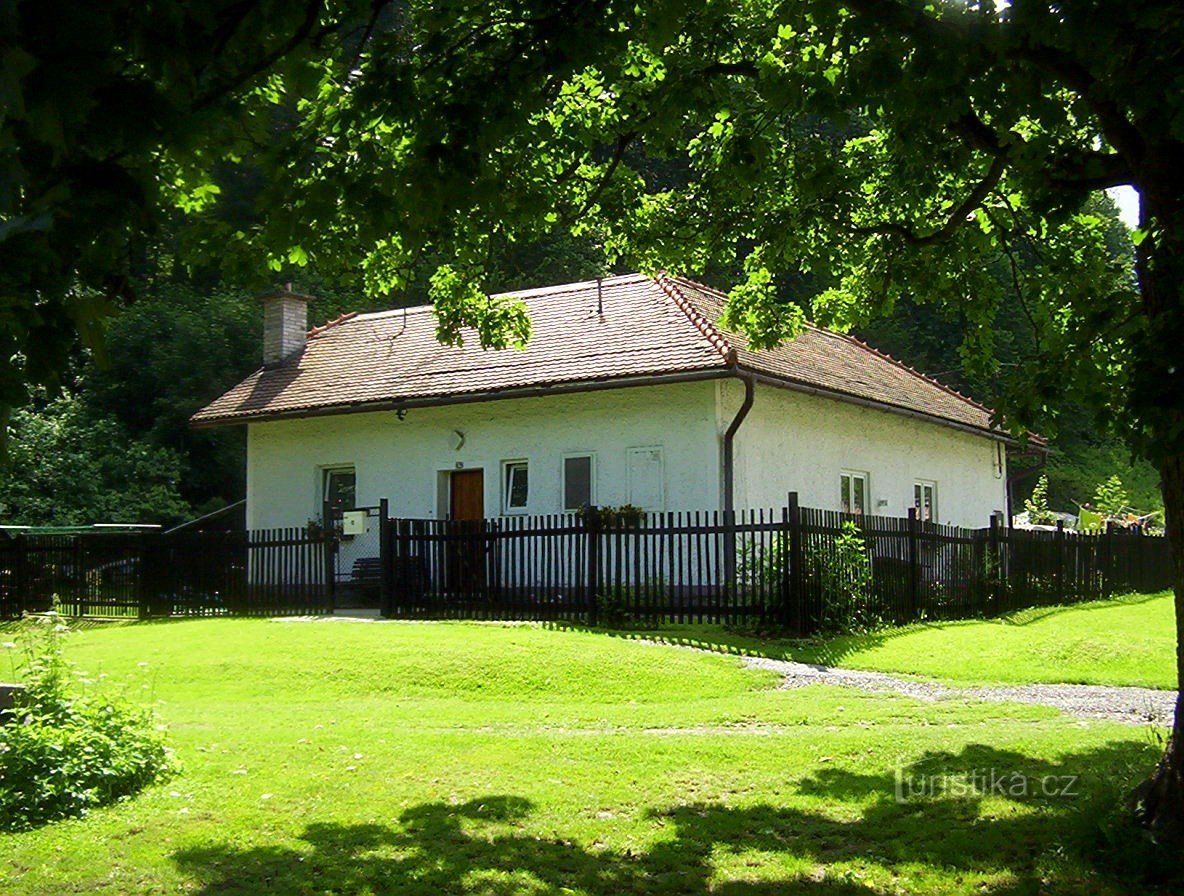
[
  {"left": 1094, "top": 475, "right": 1131, "bottom": 519},
  {"left": 233, "top": 0, "right": 1180, "bottom": 843},
  {"left": 1024, "top": 474, "right": 1056, "bottom": 526},
  {"left": 0, "top": 396, "right": 190, "bottom": 526},
  {"left": 0, "top": 0, "right": 364, "bottom": 434},
  {"left": 4, "top": 0, "right": 1183, "bottom": 842}
]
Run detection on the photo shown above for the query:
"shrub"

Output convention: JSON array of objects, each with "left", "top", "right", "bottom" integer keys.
[
  {"left": 1092, "top": 475, "right": 1130, "bottom": 518},
  {"left": 1024, "top": 474, "right": 1058, "bottom": 525},
  {"left": 737, "top": 522, "right": 879, "bottom": 632},
  {"left": 0, "top": 612, "right": 174, "bottom": 832},
  {"left": 809, "top": 520, "right": 878, "bottom": 632}
]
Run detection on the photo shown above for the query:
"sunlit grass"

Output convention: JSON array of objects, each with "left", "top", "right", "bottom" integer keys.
[
  {"left": 0, "top": 617, "right": 1172, "bottom": 894},
  {"left": 621, "top": 591, "right": 1177, "bottom": 690}
]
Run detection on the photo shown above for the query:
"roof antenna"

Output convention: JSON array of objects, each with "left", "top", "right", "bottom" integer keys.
[{"left": 596, "top": 278, "right": 603, "bottom": 316}]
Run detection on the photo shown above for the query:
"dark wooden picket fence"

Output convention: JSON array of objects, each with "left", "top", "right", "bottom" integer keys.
[
  {"left": 379, "top": 497, "right": 1175, "bottom": 632},
  {"left": 0, "top": 496, "right": 1174, "bottom": 630},
  {"left": 0, "top": 527, "right": 334, "bottom": 620}
]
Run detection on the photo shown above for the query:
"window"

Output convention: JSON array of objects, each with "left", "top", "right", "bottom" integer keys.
[
  {"left": 502, "top": 461, "right": 529, "bottom": 514},
  {"left": 627, "top": 446, "right": 665, "bottom": 511},
  {"left": 563, "top": 454, "right": 594, "bottom": 511},
  {"left": 323, "top": 467, "right": 356, "bottom": 514},
  {"left": 914, "top": 480, "right": 937, "bottom": 522},
  {"left": 840, "top": 471, "right": 868, "bottom": 516}
]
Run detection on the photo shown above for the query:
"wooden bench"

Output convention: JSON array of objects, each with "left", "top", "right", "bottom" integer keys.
[
  {"left": 348, "top": 557, "right": 383, "bottom": 596},
  {"left": 343, "top": 556, "right": 431, "bottom": 607}
]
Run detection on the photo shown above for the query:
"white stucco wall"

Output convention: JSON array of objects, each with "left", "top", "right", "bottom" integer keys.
[
  {"left": 719, "top": 380, "right": 1008, "bottom": 528},
  {"left": 245, "top": 380, "right": 722, "bottom": 529},
  {"left": 244, "top": 376, "right": 1008, "bottom": 531}
]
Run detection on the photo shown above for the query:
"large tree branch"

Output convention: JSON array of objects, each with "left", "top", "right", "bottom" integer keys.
[
  {"left": 191, "top": 0, "right": 328, "bottom": 113},
  {"left": 954, "top": 108, "right": 1134, "bottom": 191},
  {"left": 853, "top": 151, "right": 1008, "bottom": 246},
  {"left": 1005, "top": 42, "right": 1146, "bottom": 166},
  {"left": 839, "top": 0, "right": 1146, "bottom": 168}
]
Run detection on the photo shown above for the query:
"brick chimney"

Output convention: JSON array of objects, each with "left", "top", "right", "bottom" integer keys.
[{"left": 259, "top": 284, "right": 311, "bottom": 367}]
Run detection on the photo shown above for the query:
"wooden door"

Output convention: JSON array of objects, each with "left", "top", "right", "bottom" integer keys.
[
  {"left": 448, "top": 470, "right": 485, "bottom": 592},
  {"left": 450, "top": 470, "right": 484, "bottom": 520}
]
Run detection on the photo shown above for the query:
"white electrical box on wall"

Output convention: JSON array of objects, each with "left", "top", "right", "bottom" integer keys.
[{"left": 342, "top": 510, "right": 367, "bottom": 535}]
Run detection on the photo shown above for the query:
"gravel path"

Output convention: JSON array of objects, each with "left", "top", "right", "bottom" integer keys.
[{"left": 742, "top": 656, "right": 1178, "bottom": 726}]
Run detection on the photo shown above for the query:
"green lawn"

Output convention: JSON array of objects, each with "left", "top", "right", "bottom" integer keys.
[
  {"left": 625, "top": 591, "right": 1179, "bottom": 690},
  {"left": 0, "top": 614, "right": 1175, "bottom": 894}
]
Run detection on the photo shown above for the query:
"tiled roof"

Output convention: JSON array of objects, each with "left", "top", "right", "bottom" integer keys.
[{"left": 191, "top": 273, "right": 1014, "bottom": 440}]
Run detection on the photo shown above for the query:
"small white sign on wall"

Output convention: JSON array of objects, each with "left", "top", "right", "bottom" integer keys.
[
  {"left": 627, "top": 446, "right": 665, "bottom": 511},
  {"left": 341, "top": 510, "right": 368, "bottom": 535}
]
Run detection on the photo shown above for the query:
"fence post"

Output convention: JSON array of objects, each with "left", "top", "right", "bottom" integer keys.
[
  {"left": 322, "top": 499, "right": 337, "bottom": 613},
  {"left": 13, "top": 535, "right": 27, "bottom": 617},
  {"left": 1102, "top": 521, "right": 1114, "bottom": 600},
  {"left": 785, "top": 492, "right": 803, "bottom": 631},
  {"left": 585, "top": 506, "right": 601, "bottom": 626},
  {"left": 137, "top": 533, "right": 153, "bottom": 620},
  {"left": 379, "top": 498, "right": 392, "bottom": 618},
  {"left": 1055, "top": 519, "right": 1066, "bottom": 604},
  {"left": 907, "top": 507, "right": 920, "bottom": 617},
  {"left": 988, "top": 512, "right": 1004, "bottom": 614}
]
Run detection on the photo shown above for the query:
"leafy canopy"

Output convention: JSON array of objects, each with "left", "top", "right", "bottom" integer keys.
[
  {"left": 208, "top": 0, "right": 1166, "bottom": 454},
  {"left": 5, "top": 0, "right": 1176, "bottom": 460}
]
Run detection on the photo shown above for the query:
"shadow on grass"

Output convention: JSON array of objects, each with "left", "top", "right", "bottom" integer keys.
[
  {"left": 989, "top": 590, "right": 1169, "bottom": 627},
  {"left": 545, "top": 620, "right": 914, "bottom": 669},
  {"left": 172, "top": 741, "right": 1175, "bottom": 895},
  {"left": 546, "top": 590, "right": 1172, "bottom": 670}
]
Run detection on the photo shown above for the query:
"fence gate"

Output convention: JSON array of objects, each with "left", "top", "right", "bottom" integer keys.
[{"left": 325, "top": 503, "right": 384, "bottom": 608}]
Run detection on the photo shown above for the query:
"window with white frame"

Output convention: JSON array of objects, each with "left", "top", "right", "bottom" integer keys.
[
  {"left": 322, "top": 466, "right": 356, "bottom": 514},
  {"left": 914, "top": 480, "right": 937, "bottom": 522},
  {"left": 563, "top": 454, "right": 595, "bottom": 511},
  {"left": 502, "top": 460, "right": 529, "bottom": 514},
  {"left": 627, "top": 446, "right": 665, "bottom": 511},
  {"left": 840, "top": 470, "right": 869, "bottom": 516}
]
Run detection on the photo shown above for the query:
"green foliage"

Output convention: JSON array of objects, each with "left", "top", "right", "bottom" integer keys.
[
  {"left": 0, "top": 613, "right": 173, "bottom": 831},
  {"left": 0, "top": 1, "right": 349, "bottom": 431},
  {"left": 1093, "top": 475, "right": 1131, "bottom": 518},
  {"left": 810, "top": 520, "right": 877, "bottom": 632},
  {"left": 1024, "top": 475, "right": 1057, "bottom": 526},
  {"left": 737, "top": 521, "right": 877, "bottom": 631},
  {"left": 0, "top": 395, "right": 190, "bottom": 525}
]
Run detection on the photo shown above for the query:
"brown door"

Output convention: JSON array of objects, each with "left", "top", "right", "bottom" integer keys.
[
  {"left": 450, "top": 470, "right": 484, "bottom": 520},
  {"left": 448, "top": 470, "right": 485, "bottom": 592}
]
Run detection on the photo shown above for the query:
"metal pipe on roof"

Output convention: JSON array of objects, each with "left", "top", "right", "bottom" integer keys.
[{"left": 722, "top": 373, "right": 756, "bottom": 514}]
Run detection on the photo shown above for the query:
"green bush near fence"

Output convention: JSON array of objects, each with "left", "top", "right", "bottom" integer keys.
[
  {"left": 0, "top": 613, "right": 174, "bottom": 832},
  {"left": 738, "top": 521, "right": 878, "bottom": 631}
]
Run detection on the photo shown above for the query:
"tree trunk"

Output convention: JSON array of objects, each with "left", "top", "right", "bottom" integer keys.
[
  {"left": 1132, "top": 455, "right": 1184, "bottom": 843},
  {"left": 1130, "top": 177, "right": 1184, "bottom": 844}
]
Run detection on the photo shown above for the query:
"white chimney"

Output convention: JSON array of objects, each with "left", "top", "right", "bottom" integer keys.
[{"left": 259, "top": 284, "right": 310, "bottom": 367}]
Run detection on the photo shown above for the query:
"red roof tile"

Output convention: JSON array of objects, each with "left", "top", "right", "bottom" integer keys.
[{"left": 191, "top": 273, "right": 1015, "bottom": 440}]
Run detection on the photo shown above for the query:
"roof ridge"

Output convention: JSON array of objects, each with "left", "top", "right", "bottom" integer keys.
[
  {"left": 654, "top": 274, "right": 735, "bottom": 362},
  {"left": 308, "top": 311, "right": 358, "bottom": 338},
  {"left": 664, "top": 273, "right": 836, "bottom": 334},
  {"left": 309, "top": 273, "right": 653, "bottom": 328}
]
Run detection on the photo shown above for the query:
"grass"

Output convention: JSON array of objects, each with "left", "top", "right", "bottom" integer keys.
[
  {"left": 618, "top": 591, "right": 1178, "bottom": 690},
  {"left": 0, "top": 612, "right": 1176, "bottom": 894}
]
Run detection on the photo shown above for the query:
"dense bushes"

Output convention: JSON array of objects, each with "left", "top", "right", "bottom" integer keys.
[
  {"left": 0, "top": 614, "right": 173, "bottom": 831},
  {"left": 739, "top": 520, "right": 879, "bottom": 632}
]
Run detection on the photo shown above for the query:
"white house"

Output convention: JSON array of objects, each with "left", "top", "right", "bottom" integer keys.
[{"left": 193, "top": 273, "right": 1022, "bottom": 531}]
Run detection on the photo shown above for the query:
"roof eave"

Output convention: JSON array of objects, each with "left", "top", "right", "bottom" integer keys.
[
  {"left": 189, "top": 367, "right": 733, "bottom": 429},
  {"left": 736, "top": 366, "right": 1023, "bottom": 445}
]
